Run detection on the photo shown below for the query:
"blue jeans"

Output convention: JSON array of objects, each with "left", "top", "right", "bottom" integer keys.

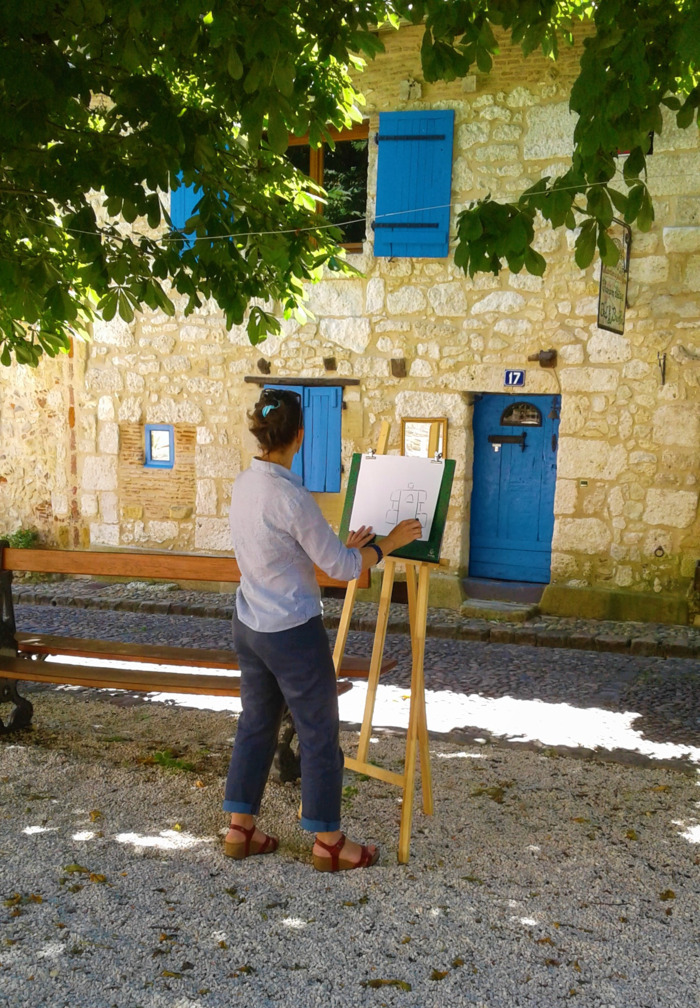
[{"left": 223, "top": 611, "right": 343, "bottom": 832}]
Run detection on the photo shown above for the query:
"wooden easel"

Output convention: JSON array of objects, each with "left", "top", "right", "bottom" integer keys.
[{"left": 331, "top": 419, "right": 443, "bottom": 863}]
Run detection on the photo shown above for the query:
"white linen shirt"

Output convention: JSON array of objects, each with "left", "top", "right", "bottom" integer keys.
[{"left": 229, "top": 458, "right": 363, "bottom": 633}]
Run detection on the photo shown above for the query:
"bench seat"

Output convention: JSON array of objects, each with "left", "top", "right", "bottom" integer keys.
[{"left": 15, "top": 632, "right": 397, "bottom": 679}]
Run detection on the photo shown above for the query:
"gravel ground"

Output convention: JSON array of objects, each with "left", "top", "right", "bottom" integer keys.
[{"left": 1, "top": 691, "right": 700, "bottom": 1008}]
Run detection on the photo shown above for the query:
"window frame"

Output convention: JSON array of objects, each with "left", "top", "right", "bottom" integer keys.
[
  {"left": 144, "top": 424, "right": 175, "bottom": 469},
  {"left": 287, "top": 122, "right": 369, "bottom": 253}
]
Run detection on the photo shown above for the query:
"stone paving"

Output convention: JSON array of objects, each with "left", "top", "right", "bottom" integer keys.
[{"left": 9, "top": 578, "right": 700, "bottom": 761}]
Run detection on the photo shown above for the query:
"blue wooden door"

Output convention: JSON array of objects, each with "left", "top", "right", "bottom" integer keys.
[{"left": 469, "top": 394, "right": 560, "bottom": 583}]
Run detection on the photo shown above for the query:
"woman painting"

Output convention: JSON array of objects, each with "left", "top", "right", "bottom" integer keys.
[{"left": 223, "top": 388, "right": 421, "bottom": 872}]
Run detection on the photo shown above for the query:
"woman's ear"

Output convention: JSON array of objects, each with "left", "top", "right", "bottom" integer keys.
[{"left": 296, "top": 427, "right": 304, "bottom": 450}]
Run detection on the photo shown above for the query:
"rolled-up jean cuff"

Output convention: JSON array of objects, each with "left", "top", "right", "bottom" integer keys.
[
  {"left": 222, "top": 800, "right": 258, "bottom": 814},
  {"left": 300, "top": 816, "right": 341, "bottom": 833}
]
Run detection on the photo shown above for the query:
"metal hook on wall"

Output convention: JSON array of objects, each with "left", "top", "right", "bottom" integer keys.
[{"left": 657, "top": 352, "right": 667, "bottom": 386}]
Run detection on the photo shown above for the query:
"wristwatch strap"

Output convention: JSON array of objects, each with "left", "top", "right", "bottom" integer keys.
[{"left": 368, "top": 543, "right": 383, "bottom": 564}]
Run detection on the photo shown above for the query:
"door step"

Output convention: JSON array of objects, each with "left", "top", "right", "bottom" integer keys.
[
  {"left": 459, "top": 598, "right": 539, "bottom": 623},
  {"left": 462, "top": 577, "right": 545, "bottom": 605}
]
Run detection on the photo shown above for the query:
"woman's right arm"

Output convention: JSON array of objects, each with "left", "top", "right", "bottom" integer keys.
[{"left": 348, "top": 520, "right": 423, "bottom": 571}]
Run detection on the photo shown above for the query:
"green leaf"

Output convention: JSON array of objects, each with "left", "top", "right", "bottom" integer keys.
[
  {"left": 524, "top": 246, "right": 546, "bottom": 276},
  {"left": 227, "top": 46, "right": 243, "bottom": 80},
  {"left": 637, "top": 188, "right": 654, "bottom": 231},
  {"left": 574, "top": 220, "right": 597, "bottom": 269}
]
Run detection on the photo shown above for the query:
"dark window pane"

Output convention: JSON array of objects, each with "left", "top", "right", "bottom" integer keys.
[
  {"left": 323, "top": 139, "right": 368, "bottom": 244},
  {"left": 286, "top": 144, "right": 311, "bottom": 173}
]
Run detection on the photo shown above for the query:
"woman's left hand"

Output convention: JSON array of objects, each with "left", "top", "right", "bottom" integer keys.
[{"left": 346, "top": 525, "right": 374, "bottom": 549}]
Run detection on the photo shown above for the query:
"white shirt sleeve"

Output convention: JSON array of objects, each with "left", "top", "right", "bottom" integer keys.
[{"left": 288, "top": 491, "right": 363, "bottom": 582}]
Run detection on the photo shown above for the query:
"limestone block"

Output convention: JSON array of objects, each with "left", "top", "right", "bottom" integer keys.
[
  {"left": 473, "top": 143, "right": 518, "bottom": 162},
  {"left": 320, "top": 318, "right": 371, "bottom": 354},
  {"left": 559, "top": 344, "right": 584, "bottom": 364},
  {"left": 614, "top": 566, "right": 634, "bottom": 587},
  {"left": 629, "top": 451, "right": 657, "bottom": 475},
  {"left": 452, "top": 158, "right": 475, "bottom": 191},
  {"left": 493, "top": 124, "right": 521, "bottom": 142},
  {"left": 549, "top": 551, "right": 579, "bottom": 580},
  {"left": 523, "top": 103, "right": 576, "bottom": 159},
  {"left": 587, "top": 331, "right": 631, "bottom": 363},
  {"left": 649, "top": 151, "right": 700, "bottom": 195},
  {"left": 643, "top": 488, "right": 698, "bottom": 528},
  {"left": 653, "top": 404, "right": 700, "bottom": 446},
  {"left": 144, "top": 521, "right": 179, "bottom": 543},
  {"left": 552, "top": 517, "right": 611, "bottom": 554},
  {"left": 494, "top": 318, "right": 531, "bottom": 337},
  {"left": 505, "top": 86, "right": 537, "bottom": 108},
  {"left": 93, "top": 316, "right": 134, "bottom": 348},
  {"left": 97, "top": 422, "right": 119, "bottom": 455},
  {"left": 427, "top": 283, "right": 467, "bottom": 316},
  {"left": 169, "top": 506, "right": 192, "bottom": 520},
  {"left": 195, "top": 517, "right": 232, "bottom": 551},
  {"left": 470, "top": 291, "right": 525, "bottom": 315},
  {"left": 50, "top": 492, "right": 69, "bottom": 518},
  {"left": 662, "top": 227, "right": 700, "bottom": 254},
  {"left": 196, "top": 427, "right": 215, "bottom": 445},
  {"left": 146, "top": 399, "right": 203, "bottom": 424},
  {"left": 560, "top": 368, "right": 619, "bottom": 393},
  {"left": 574, "top": 297, "right": 598, "bottom": 317},
  {"left": 97, "top": 396, "right": 115, "bottom": 421},
  {"left": 86, "top": 368, "right": 123, "bottom": 394},
  {"left": 126, "top": 372, "right": 145, "bottom": 393},
  {"left": 138, "top": 332, "right": 176, "bottom": 356},
  {"left": 654, "top": 106, "right": 700, "bottom": 152},
  {"left": 508, "top": 272, "right": 543, "bottom": 292},
  {"left": 479, "top": 105, "right": 511, "bottom": 121},
  {"left": 118, "top": 398, "right": 143, "bottom": 423},
  {"left": 683, "top": 256, "right": 700, "bottom": 292},
  {"left": 386, "top": 286, "right": 427, "bottom": 315},
  {"left": 629, "top": 256, "right": 669, "bottom": 284},
  {"left": 196, "top": 444, "right": 241, "bottom": 479},
  {"left": 607, "top": 486, "right": 625, "bottom": 516},
  {"left": 409, "top": 359, "right": 433, "bottom": 377},
  {"left": 82, "top": 455, "right": 118, "bottom": 491},
  {"left": 99, "top": 492, "right": 118, "bottom": 524},
  {"left": 553, "top": 479, "right": 577, "bottom": 515},
  {"left": 306, "top": 280, "right": 364, "bottom": 317},
  {"left": 80, "top": 493, "right": 98, "bottom": 518},
  {"left": 90, "top": 522, "right": 120, "bottom": 547},
  {"left": 557, "top": 439, "right": 627, "bottom": 480},
  {"left": 122, "top": 505, "right": 143, "bottom": 520},
  {"left": 650, "top": 295, "right": 700, "bottom": 317},
  {"left": 185, "top": 377, "right": 224, "bottom": 399},
  {"left": 622, "top": 360, "right": 651, "bottom": 379},
  {"left": 365, "top": 278, "right": 385, "bottom": 315},
  {"left": 196, "top": 479, "right": 218, "bottom": 515}
]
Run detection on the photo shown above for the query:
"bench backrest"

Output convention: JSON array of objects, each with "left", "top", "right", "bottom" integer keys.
[{"left": 0, "top": 547, "right": 369, "bottom": 590}]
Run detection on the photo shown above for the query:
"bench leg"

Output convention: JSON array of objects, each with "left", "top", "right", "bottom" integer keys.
[
  {"left": 271, "top": 708, "right": 301, "bottom": 783},
  {"left": 0, "top": 678, "right": 34, "bottom": 733}
]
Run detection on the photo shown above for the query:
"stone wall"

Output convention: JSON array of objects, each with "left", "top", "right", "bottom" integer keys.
[{"left": 1, "top": 23, "right": 699, "bottom": 621}]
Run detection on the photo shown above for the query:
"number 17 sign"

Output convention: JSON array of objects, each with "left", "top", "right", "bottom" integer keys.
[{"left": 504, "top": 369, "right": 525, "bottom": 387}]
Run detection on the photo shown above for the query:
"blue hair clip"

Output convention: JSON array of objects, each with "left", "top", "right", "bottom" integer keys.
[{"left": 261, "top": 403, "right": 279, "bottom": 418}]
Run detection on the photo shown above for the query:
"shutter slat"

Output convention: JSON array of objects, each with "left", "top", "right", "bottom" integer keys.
[{"left": 170, "top": 176, "right": 199, "bottom": 249}]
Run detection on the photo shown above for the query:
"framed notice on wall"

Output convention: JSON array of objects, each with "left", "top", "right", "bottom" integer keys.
[{"left": 597, "top": 219, "right": 632, "bottom": 335}]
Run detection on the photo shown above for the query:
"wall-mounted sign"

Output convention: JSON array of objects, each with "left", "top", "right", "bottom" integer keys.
[
  {"left": 504, "top": 369, "right": 525, "bottom": 387},
  {"left": 597, "top": 219, "right": 632, "bottom": 335}
]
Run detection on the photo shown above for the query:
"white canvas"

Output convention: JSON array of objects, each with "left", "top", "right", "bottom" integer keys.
[{"left": 348, "top": 454, "right": 445, "bottom": 541}]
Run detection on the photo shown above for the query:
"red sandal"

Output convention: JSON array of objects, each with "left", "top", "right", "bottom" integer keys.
[
  {"left": 224, "top": 823, "right": 278, "bottom": 860},
  {"left": 312, "top": 833, "right": 379, "bottom": 872}
]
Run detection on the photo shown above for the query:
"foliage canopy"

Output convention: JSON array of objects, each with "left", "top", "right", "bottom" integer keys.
[{"left": 1, "top": 0, "right": 698, "bottom": 365}]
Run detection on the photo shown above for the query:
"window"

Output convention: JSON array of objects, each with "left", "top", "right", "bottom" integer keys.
[
  {"left": 169, "top": 178, "right": 199, "bottom": 249},
  {"left": 264, "top": 384, "right": 342, "bottom": 493},
  {"left": 500, "top": 403, "right": 542, "bottom": 427},
  {"left": 144, "top": 424, "right": 175, "bottom": 468},
  {"left": 287, "top": 124, "right": 369, "bottom": 251},
  {"left": 374, "top": 109, "right": 455, "bottom": 258}
]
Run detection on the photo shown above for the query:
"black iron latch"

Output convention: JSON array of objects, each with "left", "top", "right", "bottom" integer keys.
[{"left": 488, "top": 432, "right": 527, "bottom": 452}]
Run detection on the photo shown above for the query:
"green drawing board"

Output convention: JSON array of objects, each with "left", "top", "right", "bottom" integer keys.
[{"left": 339, "top": 453, "right": 456, "bottom": 564}]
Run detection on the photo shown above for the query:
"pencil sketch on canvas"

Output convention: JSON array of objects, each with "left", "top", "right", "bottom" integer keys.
[{"left": 348, "top": 455, "right": 445, "bottom": 542}]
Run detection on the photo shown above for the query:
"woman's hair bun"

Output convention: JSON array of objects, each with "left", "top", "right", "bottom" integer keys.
[{"left": 249, "top": 389, "right": 303, "bottom": 454}]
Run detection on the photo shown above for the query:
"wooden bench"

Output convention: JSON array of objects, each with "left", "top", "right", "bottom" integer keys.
[{"left": 0, "top": 546, "right": 395, "bottom": 777}]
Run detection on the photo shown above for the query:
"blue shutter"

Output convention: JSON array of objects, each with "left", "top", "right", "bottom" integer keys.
[
  {"left": 374, "top": 110, "right": 454, "bottom": 258},
  {"left": 170, "top": 176, "right": 199, "bottom": 249},
  {"left": 263, "top": 384, "right": 304, "bottom": 480},
  {"left": 303, "top": 387, "right": 342, "bottom": 493}
]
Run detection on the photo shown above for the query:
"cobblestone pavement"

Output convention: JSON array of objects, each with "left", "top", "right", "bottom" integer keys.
[{"left": 9, "top": 579, "right": 700, "bottom": 761}]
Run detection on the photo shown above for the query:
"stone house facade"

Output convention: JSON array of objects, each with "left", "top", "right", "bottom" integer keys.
[{"left": 1, "top": 24, "right": 699, "bottom": 623}]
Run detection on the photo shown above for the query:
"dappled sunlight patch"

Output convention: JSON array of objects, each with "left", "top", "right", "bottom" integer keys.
[
  {"left": 433, "top": 750, "right": 484, "bottom": 759},
  {"left": 72, "top": 831, "right": 96, "bottom": 841},
  {"left": 36, "top": 941, "right": 65, "bottom": 960},
  {"left": 114, "top": 829, "right": 212, "bottom": 851},
  {"left": 281, "top": 917, "right": 308, "bottom": 929},
  {"left": 22, "top": 825, "right": 57, "bottom": 835},
  {"left": 672, "top": 820, "right": 700, "bottom": 844}
]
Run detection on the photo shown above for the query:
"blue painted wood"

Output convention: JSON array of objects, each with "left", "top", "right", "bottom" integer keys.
[
  {"left": 374, "top": 110, "right": 454, "bottom": 258},
  {"left": 469, "top": 394, "right": 560, "bottom": 582},
  {"left": 303, "top": 386, "right": 342, "bottom": 493},
  {"left": 170, "top": 176, "right": 200, "bottom": 249}
]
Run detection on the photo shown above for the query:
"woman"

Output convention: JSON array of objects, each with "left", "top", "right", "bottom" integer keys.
[{"left": 223, "top": 388, "right": 421, "bottom": 872}]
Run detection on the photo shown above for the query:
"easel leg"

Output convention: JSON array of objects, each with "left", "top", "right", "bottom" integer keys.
[
  {"left": 332, "top": 577, "right": 358, "bottom": 674},
  {"left": 398, "top": 562, "right": 433, "bottom": 863},
  {"left": 357, "top": 559, "right": 395, "bottom": 764},
  {"left": 405, "top": 564, "right": 433, "bottom": 816}
]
